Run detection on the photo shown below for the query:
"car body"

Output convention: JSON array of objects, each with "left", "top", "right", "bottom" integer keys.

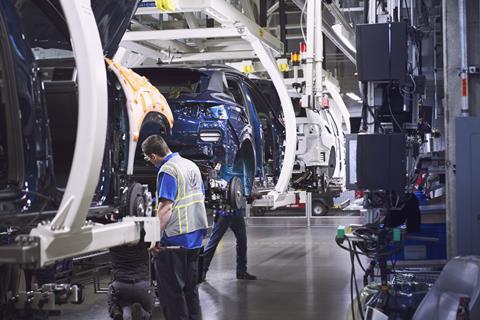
[
  {"left": 252, "top": 78, "right": 347, "bottom": 212},
  {"left": 0, "top": 0, "right": 171, "bottom": 230},
  {"left": 135, "top": 65, "right": 285, "bottom": 209}
]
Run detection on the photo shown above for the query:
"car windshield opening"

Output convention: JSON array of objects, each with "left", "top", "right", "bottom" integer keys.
[{"left": 137, "top": 68, "right": 203, "bottom": 99}]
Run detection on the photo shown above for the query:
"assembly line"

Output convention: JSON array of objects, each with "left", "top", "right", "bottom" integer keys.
[{"left": 0, "top": 0, "right": 479, "bottom": 319}]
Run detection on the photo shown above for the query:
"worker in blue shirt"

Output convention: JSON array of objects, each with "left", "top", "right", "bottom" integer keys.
[{"left": 141, "top": 135, "right": 208, "bottom": 320}]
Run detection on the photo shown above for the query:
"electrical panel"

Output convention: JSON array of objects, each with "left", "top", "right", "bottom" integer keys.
[
  {"left": 356, "top": 22, "right": 408, "bottom": 83},
  {"left": 455, "top": 117, "right": 480, "bottom": 255},
  {"left": 356, "top": 134, "right": 406, "bottom": 191}
]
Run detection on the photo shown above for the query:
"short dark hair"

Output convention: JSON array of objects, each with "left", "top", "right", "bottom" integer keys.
[{"left": 141, "top": 135, "right": 171, "bottom": 157}]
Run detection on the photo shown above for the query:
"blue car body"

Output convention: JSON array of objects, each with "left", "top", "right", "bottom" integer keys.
[
  {"left": 0, "top": 0, "right": 165, "bottom": 228},
  {"left": 135, "top": 66, "right": 285, "bottom": 205}
]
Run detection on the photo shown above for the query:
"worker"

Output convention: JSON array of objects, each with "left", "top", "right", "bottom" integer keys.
[
  {"left": 142, "top": 135, "right": 208, "bottom": 320},
  {"left": 107, "top": 227, "right": 154, "bottom": 320},
  {"left": 201, "top": 207, "right": 257, "bottom": 281}
]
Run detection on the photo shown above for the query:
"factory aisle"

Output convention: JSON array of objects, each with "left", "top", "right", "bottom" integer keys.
[{"left": 62, "top": 225, "right": 355, "bottom": 320}]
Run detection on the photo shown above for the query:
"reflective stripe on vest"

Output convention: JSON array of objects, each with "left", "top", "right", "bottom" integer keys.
[{"left": 158, "top": 156, "right": 208, "bottom": 237}]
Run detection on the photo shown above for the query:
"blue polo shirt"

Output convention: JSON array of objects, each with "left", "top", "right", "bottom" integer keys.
[{"left": 156, "top": 153, "right": 206, "bottom": 249}]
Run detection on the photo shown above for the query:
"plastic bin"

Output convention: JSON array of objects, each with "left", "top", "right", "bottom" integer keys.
[{"left": 394, "top": 223, "right": 446, "bottom": 261}]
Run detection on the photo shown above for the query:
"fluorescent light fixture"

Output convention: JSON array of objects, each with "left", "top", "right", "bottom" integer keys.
[{"left": 346, "top": 92, "right": 362, "bottom": 102}]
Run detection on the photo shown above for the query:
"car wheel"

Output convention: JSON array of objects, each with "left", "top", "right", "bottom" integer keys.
[
  {"left": 251, "top": 207, "right": 266, "bottom": 217},
  {"left": 312, "top": 200, "right": 328, "bottom": 216},
  {"left": 228, "top": 176, "right": 245, "bottom": 210},
  {"left": 323, "top": 197, "right": 334, "bottom": 208},
  {"left": 127, "top": 182, "right": 152, "bottom": 217}
]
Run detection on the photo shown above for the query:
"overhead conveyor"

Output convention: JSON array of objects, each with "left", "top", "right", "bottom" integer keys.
[
  {"left": 132, "top": 0, "right": 284, "bottom": 55},
  {"left": 121, "top": 0, "right": 355, "bottom": 209},
  {"left": 122, "top": 0, "right": 298, "bottom": 208}
]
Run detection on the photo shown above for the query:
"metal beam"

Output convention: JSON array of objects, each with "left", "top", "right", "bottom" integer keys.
[
  {"left": 123, "top": 27, "right": 240, "bottom": 41},
  {"left": 184, "top": 13, "right": 207, "bottom": 52},
  {"left": 49, "top": 0, "right": 108, "bottom": 232},
  {"left": 267, "top": 2, "right": 279, "bottom": 16},
  {"left": 120, "top": 41, "right": 167, "bottom": 61},
  {"left": 130, "top": 20, "right": 194, "bottom": 53},
  {"left": 241, "top": 0, "right": 257, "bottom": 21},
  {"left": 322, "top": 18, "right": 356, "bottom": 65},
  {"left": 125, "top": 46, "right": 267, "bottom": 65},
  {"left": 323, "top": 2, "right": 355, "bottom": 39},
  {"left": 204, "top": 39, "right": 252, "bottom": 51},
  {"left": 31, "top": 222, "right": 141, "bottom": 266},
  {"left": 291, "top": 0, "right": 305, "bottom": 10},
  {"left": 443, "top": 0, "right": 461, "bottom": 258},
  {"left": 190, "top": 0, "right": 283, "bottom": 54},
  {"left": 243, "top": 30, "right": 297, "bottom": 203},
  {"left": 134, "top": 0, "right": 283, "bottom": 55},
  {"left": 136, "top": 3, "right": 196, "bottom": 15},
  {"left": 339, "top": 7, "right": 365, "bottom": 12},
  {"left": 114, "top": 47, "right": 148, "bottom": 67},
  {"left": 279, "top": 0, "right": 287, "bottom": 54},
  {"left": 166, "top": 50, "right": 257, "bottom": 62}
]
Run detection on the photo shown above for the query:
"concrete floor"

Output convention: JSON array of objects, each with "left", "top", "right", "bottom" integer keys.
[{"left": 61, "top": 224, "right": 356, "bottom": 320}]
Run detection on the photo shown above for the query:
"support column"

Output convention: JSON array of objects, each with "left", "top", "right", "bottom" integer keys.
[
  {"left": 278, "top": 0, "right": 287, "bottom": 54},
  {"left": 259, "top": 0, "right": 267, "bottom": 27},
  {"left": 443, "top": 0, "right": 462, "bottom": 258}
]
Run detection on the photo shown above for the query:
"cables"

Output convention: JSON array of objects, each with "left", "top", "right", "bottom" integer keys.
[
  {"left": 400, "top": 74, "right": 417, "bottom": 96},
  {"left": 403, "top": 0, "right": 412, "bottom": 26},
  {"left": 359, "top": 82, "right": 385, "bottom": 133},
  {"left": 350, "top": 250, "right": 356, "bottom": 320},
  {"left": 353, "top": 242, "right": 367, "bottom": 273},
  {"left": 386, "top": 90, "right": 403, "bottom": 133},
  {"left": 335, "top": 221, "right": 413, "bottom": 319},
  {"left": 336, "top": 236, "right": 368, "bottom": 320},
  {"left": 348, "top": 239, "right": 365, "bottom": 320}
]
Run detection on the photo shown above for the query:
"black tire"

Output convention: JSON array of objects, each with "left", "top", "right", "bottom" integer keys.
[
  {"left": 127, "top": 182, "right": 147, "bottom": 217},
  {"left": 323, "top": 197, "right": 334, "bottom": 208},
  {"left": 251, "top": 207, "right": 266, "bottom": 217},
  {"left": 228, "top": 176, "right": 245, "bottom": 210},
  {"left": 312, "top": 200, "right": 328, "bottom": 216}
]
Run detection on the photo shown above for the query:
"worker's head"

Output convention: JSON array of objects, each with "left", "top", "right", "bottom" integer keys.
[{"left": 141, "top": 135, "right": 171, "bottom": 166}]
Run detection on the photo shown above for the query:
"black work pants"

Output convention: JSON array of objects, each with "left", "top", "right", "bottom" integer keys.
[
  {"left": 154, "top": 248, "right": 202, "bottom": 320},
  {"left": 107, "top": 280, "right": 154, "bottom": 320}
]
